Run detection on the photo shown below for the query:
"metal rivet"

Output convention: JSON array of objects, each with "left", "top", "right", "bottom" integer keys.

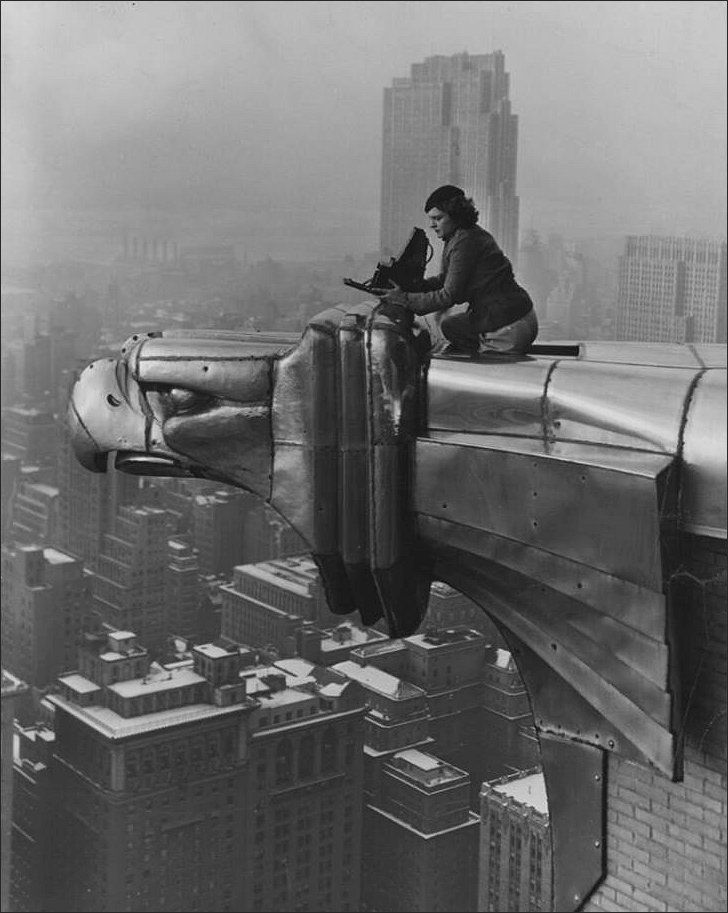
[
  {"left": 594, "top": 840, "right": 601, "bottom": 848},
  {"left": 594, "top": 774, "right": 601, "bottom": 782},
  {"left": 608, "top": 739, "right": 615, "bottom": 748}
]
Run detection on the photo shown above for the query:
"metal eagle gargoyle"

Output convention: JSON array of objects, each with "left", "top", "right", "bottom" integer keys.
[{"left": 67, "top": 300, "right": 727, "bottom": 911}]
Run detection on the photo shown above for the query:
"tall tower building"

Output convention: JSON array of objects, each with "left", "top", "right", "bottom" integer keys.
[
  {"left": 42, "top": 632, "right": 365, "bottom": 912},
  {"left": 380, "top": 51, "right": 520, "bottom": 262},
  {"left": 615, "top": 236, "right": 727, "bottom": 343},
  {"left": 56, "top": 420, "right": 140, "bottom": 567},
  {"left": 165, "top": 538, "right": 201, "bottom": 643},
  {"left": 362, "top": 748, "right": 480, "bottom": 912},
  {"left": 220, "top": 555, "right": 331, "bottom": 656},
  {"left": 478, "top": 769, "right": 551, "bottom": 913},
  {"left": 1, "top": 545, "right": 91, "bottom": 691},
  {"left": 89, "top": 505, "right": 172, "bottom": 652},
  {"left": 2, "top": 671, "right": 29, "bottom": 912},
  {"left": 9, "top": 723, "right": 56, "bottom": 913}
]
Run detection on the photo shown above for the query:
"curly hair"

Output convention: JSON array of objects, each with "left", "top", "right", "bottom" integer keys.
[{"left": 435, "top": 194, "right": 479, "bottom": 228}]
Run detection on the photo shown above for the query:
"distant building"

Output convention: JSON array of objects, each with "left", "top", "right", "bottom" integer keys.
[
  {"left": 165, "top": 538, "right": 201, "bottom": 642},
  {"left": 7, "top": 480, "right": 59, "bottom": 546},
  {"left": 9, "top": 723, "right": 55, "bottom": 913},
  {"left": 381, "top": 51, "right": 520, "bottom": 263},
  {"left": 1, "top": 453, "right": 22, "bottom": 533},
  {"left": 220, "top": 555, "right": 331, "bottom": 656},
  {"left": 1, "top": 545, "right": 91, "bottom": 691},
  {"left": 56, "top": 420, "right": 140, "bottom": 567},
  {"left": 478, "top": 769, "right": 551, "bottom": 913},
  {"left": 42, "top": 630, "right": 365, "bottom": 912},
  {"left": 2, "top": 670, "right": 29, "bottom": 913},
  {"left": 242, "top": 500, "right": 308, "bottom": 564},
  {"left": 362, "top": 748, "right": 479, "bottom": 912},
  {"left": 332, "top": 660, "right": 431, "bottom": 772},
  {"left": 297, "top": 621, "right": 390, "bottom": 666},
  {"left": 481, "top": 646, "right": 539, "bottom": 774},
  {"left": 349, "top": 627, "right": 539, "bottom": 801},
  {"left": 615, "top": 236, "right": 727, "bottom": 343},
  {"left": 191, "top": 489, "right": 248, "bottom": 576},
  {"left": 89, "top": 505, "right": 174, "bottom": 652},
  {"left": 1, "top": 407, "right": 57, "bottom": 467},
  {"left": 421, "top": 581, "right": 500, "bottom": 640}
]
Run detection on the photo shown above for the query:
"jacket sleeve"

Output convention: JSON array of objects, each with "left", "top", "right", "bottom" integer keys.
[{"left": 404, "top": 233, "right": 479, "bottom": 316}]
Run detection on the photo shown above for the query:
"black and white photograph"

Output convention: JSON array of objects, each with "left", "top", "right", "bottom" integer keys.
[{"left": 1, "top": 2, "right": 726, "bottom": 912}]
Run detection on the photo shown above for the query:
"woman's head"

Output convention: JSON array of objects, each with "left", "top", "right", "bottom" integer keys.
[{"left": 424, "top": 185, "right": 479, "bottom": 238}]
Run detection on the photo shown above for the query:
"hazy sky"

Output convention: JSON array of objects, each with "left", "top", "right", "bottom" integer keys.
[{"left": 1, "top": 0, "right": 726, "bottom": 262}]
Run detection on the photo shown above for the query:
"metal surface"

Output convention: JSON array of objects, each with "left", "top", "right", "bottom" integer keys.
[
  {"left": 416, "top": 434, "right": 676, "bottom": 590},
  {"left": 680, "top": 369, "right": 728, "bottom": 537},
  {"left": 539, "top": 733, "right": 606, "bottom": 912}
]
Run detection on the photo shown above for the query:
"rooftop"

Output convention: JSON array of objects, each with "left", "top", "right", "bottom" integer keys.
[
  {"left": 492, "top": 771, "right": 549, "bottom": 815},
  {"left": 108, "top": 666, "right": 204, "bottom": 698},
  {"left": 48, "top": 693, "right": 248, "bottom": 739},
  {"left": 43, "top": 548, "right": 77, "bottom": 565},
  {"left": 58, "top": 673, "right": 102, "bottom": 695},
  {"left": 1, "top": 669, "right": 28, "bottom": 697},
  {"left": 390, "top": 748, "right": 468, "bottom": 787},
  {"left": 408, "top": 627, "right": 483, "bottom": 649},
  {"left": 333, "top": 660, "right": 424, "bottom": 700}
]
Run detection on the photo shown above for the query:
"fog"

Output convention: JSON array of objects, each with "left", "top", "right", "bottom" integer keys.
[{"left": 2, "top": 0, "right": 726, "bottom": 264}]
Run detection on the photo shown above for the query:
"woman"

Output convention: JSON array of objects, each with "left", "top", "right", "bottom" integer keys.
[{"left": 374, "top": 185, "right": 538, "bottom": 356}]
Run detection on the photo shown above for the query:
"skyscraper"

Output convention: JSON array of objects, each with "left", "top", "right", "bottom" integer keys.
[
  {"left": 42, "top": 631, "right": 365, "bottom": 912},
  {"left": 380, "top": 51, "right": 519, "bottom": 262},
  {"left": 2, "top": 671, "right": 29, "bottom": 911},
  {"left": 1, "top": 545, "right": 91, "bottom": 691},
  {"left": 478, "top": 770, "right": 551, "bottom": 913},
  {"left": 362, "top": 748, "right": 479, "bottom": 912},
  {"left": 89, "top": 505, "right": 172, "bottom": 651},
  {"left": 615, "top": 236, "right": 727, "bottom": 343}
]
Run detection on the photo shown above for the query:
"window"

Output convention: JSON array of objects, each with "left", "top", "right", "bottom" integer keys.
[
  {"left": 298, "top": 734, "right": 315, "bottom": 779},
  {"left": 276, "top": 739, "right": 293, "bottom": 785},
  {"left": 321, "top": 728, "right": 337, "bottom": 774}
]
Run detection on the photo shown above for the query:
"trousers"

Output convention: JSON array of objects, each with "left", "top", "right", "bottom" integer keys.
[{"left": 441, "top": 307, "right": 538, "bottom": 355}]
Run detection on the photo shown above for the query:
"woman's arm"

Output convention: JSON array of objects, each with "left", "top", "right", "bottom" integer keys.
[{"left": 400, "top": 233, "right": 479, "bottom": 316}]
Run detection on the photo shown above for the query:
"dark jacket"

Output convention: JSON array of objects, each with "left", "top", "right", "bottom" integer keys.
[{"left": 405, "top": 225, "right": 533, "bottom": 332}]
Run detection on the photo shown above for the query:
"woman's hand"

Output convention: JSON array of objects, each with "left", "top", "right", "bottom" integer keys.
[{"left": 371, "top": 280, "right": 409, "bottom": 309}]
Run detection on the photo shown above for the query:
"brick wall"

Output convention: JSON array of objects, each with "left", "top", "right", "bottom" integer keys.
[{"left": 584, "top": 535, "right": 727, "bottom": 912}]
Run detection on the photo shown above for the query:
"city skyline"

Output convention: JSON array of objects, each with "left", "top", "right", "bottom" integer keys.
[{"left": 1, "top": 1, "right": 726, "bottom": 267}]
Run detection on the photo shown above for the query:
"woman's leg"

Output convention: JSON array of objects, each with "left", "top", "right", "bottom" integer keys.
[
  {"left": 440, "top": 309, "right": 480, "bottom": 354},
  {"left": 479, "top": 309, "right": 538, "bottom": 355}
]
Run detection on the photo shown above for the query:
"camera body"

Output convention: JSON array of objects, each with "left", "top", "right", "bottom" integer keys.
[{"left": 344, "top": 227, "right": 432, "bottom": 295}]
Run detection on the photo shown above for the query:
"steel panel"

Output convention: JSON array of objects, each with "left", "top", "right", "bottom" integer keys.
[
  {"left": 133, "top": 337, "right": 275, "bottom": 401},
  {"left": 437, "top": 551, "right": 675, "bottom": 774},
  {"left": 338, "top": 307, "right": 371, "bottom": 566},
  {"left": 547, "top": 361, "right": 697, "bottom": 452},
  {"left": 539, "top": 734, "right": 607, "bottom": 913},
  {"left": 578, "top": 341, "right": 716, "bottom": 367},
  {"left": 416, "top": 435, "right": 674, "bottom": 591},
  {"left": 681, "top": 369, "right": 728, "bottom": 537},
  {"left": 427, "top": 357, "right": 553, "bottom": 436},
  {"left": 417, "top": 515, "right": 667, "bottom": 639}
]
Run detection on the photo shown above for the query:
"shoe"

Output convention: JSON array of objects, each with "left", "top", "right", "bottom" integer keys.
[{"left": 438, "top": 343, "right": 478, "bottom": 358}]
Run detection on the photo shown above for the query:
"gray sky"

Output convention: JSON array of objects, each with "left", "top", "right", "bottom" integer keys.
[{"left": 1, "top": 0, "right": 726, "bottom": 262}]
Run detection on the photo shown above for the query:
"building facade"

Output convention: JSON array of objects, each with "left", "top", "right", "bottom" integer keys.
[
  {"left": 478, "top": 770, "right": 551, "bottom": 913},
  {"left": 362, "top": 748, "right": 480, "bottom": 912},
  {"left": 39, "top": 632, "right": 366, "bottom": 912},
  {"left": 2, "top": 671, "right": 29, "bottom": 912},
  {"left": 1, "top": 545, "right": 91, "bottom": 691},
  {"left": 89, "top": 505, "right": 174, "bottom": 652},
  {"left": 615, "top": 236, "right": 727, "bottom": 343},
  {"left": 380, "top": 51, "right": 520, "bottom": 262}
]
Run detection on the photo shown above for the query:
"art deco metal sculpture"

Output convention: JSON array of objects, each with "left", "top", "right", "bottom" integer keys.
[{"left": 68, "top": 300, "right": 727, "bottom": 911}]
